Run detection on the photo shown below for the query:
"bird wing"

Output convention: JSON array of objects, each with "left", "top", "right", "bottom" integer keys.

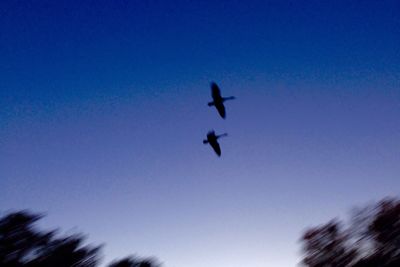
[
  {"left": 210, "top": 141, "right": 221, "bottom": 156},
  {"left": 211, "top": 83, "right": 222, "bottom": 99},
  {"left": 215, "top": 103, "right": 226, "bottom": 118}
]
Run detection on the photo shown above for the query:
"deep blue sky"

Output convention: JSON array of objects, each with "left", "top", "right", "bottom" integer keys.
[{"left": 1, "top": 1, "right": 399, "bottom": 266}]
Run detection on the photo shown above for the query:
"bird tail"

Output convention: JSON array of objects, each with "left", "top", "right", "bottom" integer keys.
[
  {"left": 207, "top": 101, "right": 215, "bottom": 106},
  {"left": 203, "top": 140, "right": 209, "bottom": 144}
]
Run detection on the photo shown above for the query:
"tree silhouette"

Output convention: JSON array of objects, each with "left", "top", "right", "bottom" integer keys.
[
  {"left": 108, "top": 256, "right": 159, "bottom": 267},
  {"left": 301, "top": 198, "right": 400, "bottom": 267},
  {"left": 29, "top": 235, "right": 101, "bottom": 267},
  {"left": 302, "top": 220, "right": 357, "bottom": 267},
  {"left": 0, "top": 210, "right": 158, "bottom": 267},
  {"left": 0, "top": 211, "right": 54, "bottom": 267}
]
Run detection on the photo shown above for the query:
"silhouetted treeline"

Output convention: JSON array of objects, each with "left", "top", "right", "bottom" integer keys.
[
  {"left": 0, "top": 211, "right": 159, "bottom": 267},
  {"left": 301, "top": 197, "right": 400, "bottom": 267}
]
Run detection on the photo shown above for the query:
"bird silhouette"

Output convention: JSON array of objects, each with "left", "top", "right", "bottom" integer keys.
[
  {"left": 207, "top": 82, "right": 235, "bottom": 119},
  {"left": 203, "top": 130, "right": 228, "bottom": 156}
]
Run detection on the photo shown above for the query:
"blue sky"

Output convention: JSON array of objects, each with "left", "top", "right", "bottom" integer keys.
[{"left": 1, "top": 1, "right": 399, "bottom": 266}]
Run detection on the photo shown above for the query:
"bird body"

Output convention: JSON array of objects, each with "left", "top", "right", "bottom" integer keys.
[
  {"left": 203, "top": 130, "right": 228, "bottom": 156},
  {"left": 208, "top": 82, "right": 235, "bottom": 119}
]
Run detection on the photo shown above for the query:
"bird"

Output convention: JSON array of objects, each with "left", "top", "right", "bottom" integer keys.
[
  {"left": 203, "top": 130, "right": 228, "bottom": 156},
  {"left": 207, "top": 82, "right": 235, "bottom": 119}
]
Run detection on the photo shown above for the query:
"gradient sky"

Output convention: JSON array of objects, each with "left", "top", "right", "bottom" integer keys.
[{"left": 1, "top": 1, "right": 399, "bottom": 266}]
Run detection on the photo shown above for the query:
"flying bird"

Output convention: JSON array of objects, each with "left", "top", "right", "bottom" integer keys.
[
  {"left": 203, "top": 130, "right": 228, "bottom": 157},
  {"left": 208, "top": 82, "right": 235, "bottom": 119}
]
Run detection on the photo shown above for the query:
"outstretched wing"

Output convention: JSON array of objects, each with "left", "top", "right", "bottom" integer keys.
[
  {"left": 215, "top": 103, "right": 226, "bottom": 118},
  {"left": 210, "top": 141, "right": 221, "bottom": 156},
  {"left": 211, "top": 82, "right": 221, "bottom": 99}
]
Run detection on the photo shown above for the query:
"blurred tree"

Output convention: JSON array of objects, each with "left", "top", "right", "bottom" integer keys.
[
  {"left": 0, "top": 211, "right": 54, "bottom": 267},
  {"left": 29, "top": 235, "right": 101, "bottom": 267},
  {"left": 0, "top": 210, "right": 158, "bottom": 267},
  {"left": 301, "top": 198, "right": 400, "bottom": 267},
  {"left": 108, "top": 256, "right": 159, "bottom": 267},
  {"left": 302, "top": 220, "right": 357, "bottom": 267}
]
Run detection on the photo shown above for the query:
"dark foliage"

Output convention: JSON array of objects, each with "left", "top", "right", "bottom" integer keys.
[
  {"left": 301, "top": 198, "right": 400, "bottom": 267},
  {"left": 108, "top": 256, "right": 159, "bottom": 267},
  {"left": 302, "top": 220, "right": 357, "bottom": 267},
  {"left": 0, "top": 211, "right": 158, "bottom": 267}
]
